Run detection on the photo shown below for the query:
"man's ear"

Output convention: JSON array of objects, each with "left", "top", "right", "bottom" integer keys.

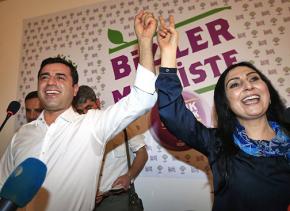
[
  {"left": 96, "top": 99, "right": 101, "bottom": 109},
  {"left": 73, "top": 84, "right": 79, "bottom": 97}
]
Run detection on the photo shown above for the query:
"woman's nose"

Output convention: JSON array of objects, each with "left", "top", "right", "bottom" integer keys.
[{"left": 243, "top": 80, "right": 254, "bottom": 90}]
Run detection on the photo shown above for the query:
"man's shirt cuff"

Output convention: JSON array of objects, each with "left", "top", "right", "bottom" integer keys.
[{"left": 134, "top": 64, "right": 157, "bottom": 94}]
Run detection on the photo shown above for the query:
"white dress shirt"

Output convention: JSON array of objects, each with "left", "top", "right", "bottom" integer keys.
[
  {"left": 98, "top": 130, "right": 146, "bottom": 192},
  {"left": 0, "top": 64, "right": 157, "bottom": 211}
]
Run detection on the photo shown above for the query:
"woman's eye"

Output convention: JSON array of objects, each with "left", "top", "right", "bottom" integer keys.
[
  {"left": 250, "top": 75, "right": 260, "bottom": 82},
  {"left": 229, "top": 82, "right": 239, "bottom": 89}
]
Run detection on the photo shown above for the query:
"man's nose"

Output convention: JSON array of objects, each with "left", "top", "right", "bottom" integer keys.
[
  {"left": 31, "top": 111, "right": 38, "bottom": 118},
  {"left": 47, "top": 76, "right": 57, "bottom": 85}
]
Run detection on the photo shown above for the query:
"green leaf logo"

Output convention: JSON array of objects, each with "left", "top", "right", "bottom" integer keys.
[
  {"left": 108, "top": 29, "right": 128, "bottom": 45},
  {"left": 108, "top": 6, "right": 231, "bottom": 54}
]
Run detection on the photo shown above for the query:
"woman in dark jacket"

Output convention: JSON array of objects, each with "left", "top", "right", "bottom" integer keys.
[{"left": 156, "top": 15, "right": 290, "bottom": 211}]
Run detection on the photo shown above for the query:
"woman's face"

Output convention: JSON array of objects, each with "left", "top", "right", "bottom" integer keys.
[{"left": 224, "top": 66, "right": 270, "bottom": 122}]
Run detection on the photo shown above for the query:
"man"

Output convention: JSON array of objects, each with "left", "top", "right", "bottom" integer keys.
[
  {"left": 72, "top": 85, "right": 101, "bottom": 114},
  {"left": 73, "top": 86, "right": 148, "bottom": 210},
  {"left": 0, "top": 11, "right": 157, "bottom": 211},
  {"left": 24, "top": 90, "right": 43, "bottom": 122}
]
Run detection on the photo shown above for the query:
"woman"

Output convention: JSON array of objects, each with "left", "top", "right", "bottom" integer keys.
[{"left": 156, "top": 15, "right": 290, "bottom": 211}]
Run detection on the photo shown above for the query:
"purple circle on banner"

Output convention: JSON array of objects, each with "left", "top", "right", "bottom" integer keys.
[{"left": 150, "top": 91, "right": 211, "bottom": 151}]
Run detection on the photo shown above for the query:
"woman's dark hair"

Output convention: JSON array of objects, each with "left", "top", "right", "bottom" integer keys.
[
  {"left": 213, "top": 61, "right": 290, "bottom": 194},
  {"left": 37, "top": 56, "right": 79, "bottom": 85}
]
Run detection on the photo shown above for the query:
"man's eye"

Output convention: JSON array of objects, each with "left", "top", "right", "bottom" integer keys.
[
  {"left": 56, "top": 76, "right": 66, "bottom": 80},
  {"left": 39, "top": 75, "right": 49, "bottom": 80}
]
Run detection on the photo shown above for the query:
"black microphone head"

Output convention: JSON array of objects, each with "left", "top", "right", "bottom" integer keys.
[{"left": 6, "top": 101, "right": 20, "bottom": 116}]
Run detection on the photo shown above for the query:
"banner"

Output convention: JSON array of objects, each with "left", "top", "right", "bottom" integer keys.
[{"left": 17, "top": 0, "right": 290, "bottom": 180}]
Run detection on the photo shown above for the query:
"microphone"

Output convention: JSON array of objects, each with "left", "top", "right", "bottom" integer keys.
[
  {"left": 0, "top": 158, "right": 47, "bottom": 211},
  {"left": 0, "top": 101, "right": 21, "bottom": 132},
  {"left": 6, "top": 101, "right": 21, "bottom": 117},
  {"left": 285, "top": 107, "right": 290, "bottom": 124}
]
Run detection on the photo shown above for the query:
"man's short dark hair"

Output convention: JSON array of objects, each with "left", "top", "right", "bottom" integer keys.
[
  {"left": 25, "top": 91, "right": 39, "bottom": 102},
  {"left": 73, "top": 85, "right": 97, "bottom": 107},
  {"left": 37, "top": 56, "right": 79, "bottom": 85}
]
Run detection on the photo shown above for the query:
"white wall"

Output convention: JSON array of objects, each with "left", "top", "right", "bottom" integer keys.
[
  {"left": 135, "top": 177, "right": 212, "bottom": 211},
  {"left": 2, "top": 1, "right": 288, "bottom": 211}
]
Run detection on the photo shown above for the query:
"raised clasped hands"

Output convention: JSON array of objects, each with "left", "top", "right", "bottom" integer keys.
[{"left": 134, "top": 11, "right": 178, "bottom": 70}]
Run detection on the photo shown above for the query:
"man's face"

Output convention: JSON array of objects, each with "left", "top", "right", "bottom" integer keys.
[
  {"left": 25, "top": 97, "right": 43, "bottom": 122},
  {"left": 38, "top": 63, "right": 78, "bottom": 113},
  {"left": 75, "top": 99, "right": 100, "bottom": 114}
]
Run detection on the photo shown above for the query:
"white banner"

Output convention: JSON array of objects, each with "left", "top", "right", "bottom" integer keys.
[{"left": 17, "top": 0, "right": 290, "bottom": 181}]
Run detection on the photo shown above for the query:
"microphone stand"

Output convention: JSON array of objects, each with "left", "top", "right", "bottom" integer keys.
[
  {"left": 0, "top": 197, "right": 18, "bottom": 211},
  {"left": 0, "top": 114, "right": 12, "bottom": 132}
]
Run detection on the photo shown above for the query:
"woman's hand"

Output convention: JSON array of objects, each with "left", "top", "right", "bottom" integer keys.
[{"left": 157, "top": 15, "right": 178, "bottom": 68}]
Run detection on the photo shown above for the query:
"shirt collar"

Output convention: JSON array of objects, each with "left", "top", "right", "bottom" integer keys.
[
  {"left": 34, "top": 106, "right": 80, "bottom": 126},
  {"left": 59, "top": 106, "right": 80, "bottom": 123}
]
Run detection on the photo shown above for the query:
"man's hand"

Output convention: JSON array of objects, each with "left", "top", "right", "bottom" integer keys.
[
  {"left": 134, "top": 11, "right": 157, "bottom": 43},
  {"left": 134, "top": 11, "right": 157, "bottom": 72},
  {"left": 95, "top": 191, "right": 104, "bottom": 204},
  {"left": 111, "top": 173, "right": 131, "bottom": 190},
  {"left": 157, "top": 15, "right": 178, "bottom": 68}
]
